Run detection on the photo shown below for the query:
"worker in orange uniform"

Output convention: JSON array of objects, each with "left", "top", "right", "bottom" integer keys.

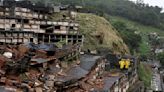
[
  {"left": 119, "top": 59, "right": 125, "bottom": 69},
  {"left": 125, "top": 59, "right": 130, "bottom": 69}
]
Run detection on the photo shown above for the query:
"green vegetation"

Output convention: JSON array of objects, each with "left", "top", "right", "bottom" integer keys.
[
  {"left": 157, "top": 52, "right": 164, "bottom": 67},
  {"left": 138, "top": 62, "right": 152, "bottom": 88},
  {"left": 111, "top": 21, "right": 142, "bottom": 54},
  {"left": 107, "top": 15, "right": 164, "bottom": 56},
  {"left": 32, "top": 0, "right": 164, "bottom": 30},
  {"left": 107, "top": 16, "right": 164, "bottom": 36},
  {"left": 76, "top": 13, "right": 129, "bottom": 54}
]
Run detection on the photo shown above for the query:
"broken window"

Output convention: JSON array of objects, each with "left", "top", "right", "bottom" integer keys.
[
  {"left": 70, "top": 26, "right": 74, "bottom": 30},
  {"left": 44, "top": 34, "right": 49, "bottom": 42},
  {"left": 55, "top": 26, "right": 60, "bottom": 30},
  {"left": 40, "top": 25, "right": 52, "bottom": 29},
  {"left": 17, "top": 19, "right": 21, "bottom": 23},
  {"left": 11, "top": 24, "right": 15, "bottom": 28},
  {"left": 24, "top": 19, "right": 29, "bottom": 24},
  {"left": 30, "top": 38, "right": 33, "bottom": 42},
  {"left": 46, "top": 28, "right": 53, "bottom": 33},
  {"left": 63, "top": 15, "right": 66, "bottom": 18}
]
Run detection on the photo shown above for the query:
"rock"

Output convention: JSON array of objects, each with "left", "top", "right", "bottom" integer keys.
[
  {"left": 35, "top": 87, "right": 43, "bottom": 92},
  {"left": 34, "top": 80, "right": 43, "bottom": 87},
  {"left": 3, "top": 52, "right": 12, "bottom": 58},
  {"left": 48, "top": 75, "right": 55, "bottom": 80},
  {"left": 45, "top": 81, "right": 54, "bottom": 87}
]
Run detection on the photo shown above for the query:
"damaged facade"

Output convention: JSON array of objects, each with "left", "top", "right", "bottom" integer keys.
[{"left": 0, "top": 0, "right": 83, "bottom": 45}]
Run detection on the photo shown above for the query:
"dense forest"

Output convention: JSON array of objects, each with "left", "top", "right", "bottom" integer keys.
[{"left": 32, "top": 0, "right": 164, "bottom": 30}]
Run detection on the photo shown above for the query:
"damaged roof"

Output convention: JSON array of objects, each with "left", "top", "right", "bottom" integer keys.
[
  {"left": 80, "top": 55, "right": 101, "bottom": 71},
  {"left": 0, "top": 86, "right": 13, "bottom": 92},
  {"left": 56, "top": 66, "right": 88, "bottom": 83},
  {"left": 103, "top": 76, "right": 120, "bottom": 90},
  {"left": 24, "top": 43, "right": 57, "bottom": 51}
]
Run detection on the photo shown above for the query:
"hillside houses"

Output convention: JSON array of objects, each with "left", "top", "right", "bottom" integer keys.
[{"left": 0, "top": 0, "right": 144, "bottom": 92}]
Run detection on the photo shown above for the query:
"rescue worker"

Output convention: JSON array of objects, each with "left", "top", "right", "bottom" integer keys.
[
  {"left": 119, "top": 59, "right": 125, "bottom": 69},
  {"left": 125, "top": 59, "right": 130, "bottom": 69}
]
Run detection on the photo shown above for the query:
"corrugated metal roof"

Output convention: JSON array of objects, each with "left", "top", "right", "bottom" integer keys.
[
  {"left": 103, "top": 76, "right": 120, "bottom": 90},
  {"left": 80, "top": 55, "right": 101, "bottom": 71},
  {"left": 56, "top": 66, "right": 88, "bottom": 82}
]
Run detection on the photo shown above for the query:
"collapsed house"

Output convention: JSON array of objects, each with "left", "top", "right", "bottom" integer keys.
[
  {"left": 0, "top": 43, "right": 81, "bottom": 92},
  {"left": 0, "top": 0, "right": 83, "bottom": 45}
]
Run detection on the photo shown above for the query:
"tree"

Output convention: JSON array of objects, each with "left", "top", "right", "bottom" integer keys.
[
  {"left": 36, "top": 0, "right": 164, "bottom": 30},
  {"left": 112, "top": 21, "right": 142, "bottom": 54}
]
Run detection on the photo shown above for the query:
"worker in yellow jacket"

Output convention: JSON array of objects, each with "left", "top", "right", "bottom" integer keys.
[
  {"left": 125, "top": 59, "right": 130, "bottom": 69},
  {"left": 119, "top": 59, "right": 125, "bottom": 69}
]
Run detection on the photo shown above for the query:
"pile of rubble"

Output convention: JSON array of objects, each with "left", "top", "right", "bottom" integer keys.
[{"left": 0, "top": 43, "right": 80, "bottom": 92}]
